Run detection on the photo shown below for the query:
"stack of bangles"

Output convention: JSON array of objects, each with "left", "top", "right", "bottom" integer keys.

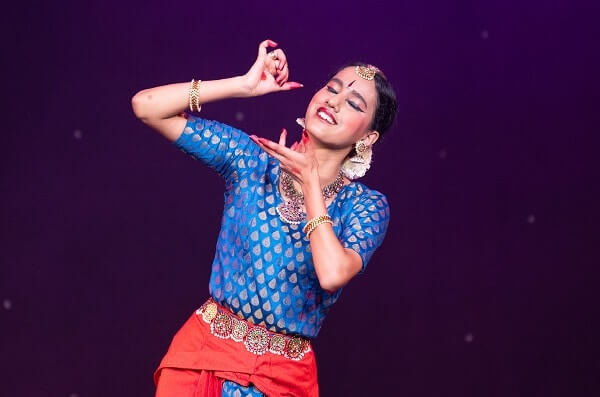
[
  {"left": 302, "top": 214, "right": 333, "bottom": 238},
  {"left": 189, "top": 78, "right": 202, "bottom": 112}
]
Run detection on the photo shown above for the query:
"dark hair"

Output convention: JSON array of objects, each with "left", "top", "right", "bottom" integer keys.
[{"left": 329, "top": 62, "right": 398, "bottom": 141}]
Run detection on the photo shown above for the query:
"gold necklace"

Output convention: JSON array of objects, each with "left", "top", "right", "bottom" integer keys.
[{"left": 275, "top": 170, "right": 344, "bottom": 225}]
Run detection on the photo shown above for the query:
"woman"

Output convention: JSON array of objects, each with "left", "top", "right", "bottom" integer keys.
[{"left": 131, "top": 39, "right": 396, "bottom": 396}]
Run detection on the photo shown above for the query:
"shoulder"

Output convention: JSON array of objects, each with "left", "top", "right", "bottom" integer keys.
[{"left": 340, "top": 181, "right": 389, "bottom": 210}]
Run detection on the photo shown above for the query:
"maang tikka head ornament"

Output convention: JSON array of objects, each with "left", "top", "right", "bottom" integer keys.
[{"left": 355, "top": 64, "right": 381, "bottom": 81}]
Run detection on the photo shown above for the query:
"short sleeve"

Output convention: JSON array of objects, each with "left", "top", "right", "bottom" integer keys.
[
  {"left": 173, "top": 113, "right": 261, "bottom": 182},
  {"left": 340, "top": 189, "right": 390, "bottom": 274}
]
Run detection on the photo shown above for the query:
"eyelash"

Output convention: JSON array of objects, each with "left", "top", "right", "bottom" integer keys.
[{"left": 326, "top": 86, "right": 363, "bottom": 112}]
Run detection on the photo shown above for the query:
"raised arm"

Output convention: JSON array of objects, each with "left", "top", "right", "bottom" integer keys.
[{"left": 130, "top": 39, "right": 302, "bottom": 141}]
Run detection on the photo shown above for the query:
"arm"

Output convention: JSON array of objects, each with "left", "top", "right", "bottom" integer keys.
[
  {"left": 131, "top": 77, "right": 249, "bottom": 141},
  {"left": 131, "top": 39, "right": 302, "bottom": 141},
  {"left": 252, "top": 132, "right": 390, "bottom": 293},
  {"left": 302, "top": 172, "right": 363, "bottom": 292}
]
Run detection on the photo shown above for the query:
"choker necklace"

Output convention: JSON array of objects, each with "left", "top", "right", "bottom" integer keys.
[{"left": 276, "top": 170, "right": 345, "bottom": 225}]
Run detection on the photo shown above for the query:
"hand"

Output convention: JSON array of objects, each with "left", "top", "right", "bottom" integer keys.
[
  {"left": 240, "top": 39, "right": 303, "bottom": 97},
  {"left": 249, "top": 129, "right": 319, "bottom": 187}
]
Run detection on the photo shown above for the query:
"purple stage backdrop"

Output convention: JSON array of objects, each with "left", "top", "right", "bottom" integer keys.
[{"left": 2, "top": 1, "right": 599, "bottom": 396}]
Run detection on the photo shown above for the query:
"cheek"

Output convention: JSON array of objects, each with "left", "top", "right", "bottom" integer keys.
[
  {"left": 305, "top": 94, "right": 320, "bottom": 114},
  {"left": 344, "top": 111, "right": 370, "bottom": 132}
]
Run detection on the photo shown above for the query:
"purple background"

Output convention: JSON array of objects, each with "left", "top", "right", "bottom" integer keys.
[{"left": 2, "top": 1, "right": 599, "bottom": 396}]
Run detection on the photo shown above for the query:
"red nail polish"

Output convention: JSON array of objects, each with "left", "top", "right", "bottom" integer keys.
[{"left": 261, "top": 72, "right": 267, "bottom": 81}]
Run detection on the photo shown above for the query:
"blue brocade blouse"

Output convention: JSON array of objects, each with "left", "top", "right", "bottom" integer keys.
[{"left": 174, "top": 113, "right": 390, "bottom": 339}]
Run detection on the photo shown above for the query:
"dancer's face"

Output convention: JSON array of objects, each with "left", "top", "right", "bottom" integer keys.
[{"left": 304, "top": 66, "right": 379, "bottom": 150}]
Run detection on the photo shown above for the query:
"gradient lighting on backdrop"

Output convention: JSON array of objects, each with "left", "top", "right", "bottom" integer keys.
[{"left": 1, "top": 1, "right": 599, "bottom": 396}]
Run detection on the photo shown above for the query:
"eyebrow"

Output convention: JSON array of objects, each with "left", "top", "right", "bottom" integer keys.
[{"left": 329, "top": 77, "right": 368, "bottom": 108}]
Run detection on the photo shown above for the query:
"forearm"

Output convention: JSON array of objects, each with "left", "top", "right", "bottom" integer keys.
[
  {"left": 303, "top": 175, "right": 357, "bottom": 292},
  {"left": 131, "top": 76, "right": 247, "bottom": 120}
]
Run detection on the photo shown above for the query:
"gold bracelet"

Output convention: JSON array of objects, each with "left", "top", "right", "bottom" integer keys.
[
  {"left": 189, "top": 79, "right": 202, "bottom": 112},
  {"left": 306, "top": 218, "right": 333, "bottom": 239},
  {"left": 303, "top": 214, "right": 333, "bottom": 238},
  {"left": 302, "top": 214, "right": 331, "bottom": 234}
]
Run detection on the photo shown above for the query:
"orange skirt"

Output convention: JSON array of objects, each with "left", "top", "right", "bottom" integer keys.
[{"left": 154, "top": 300, "right": 319, "bottom": 396}]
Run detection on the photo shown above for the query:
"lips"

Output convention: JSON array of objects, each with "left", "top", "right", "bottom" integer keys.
[{"left": 316, "top": 107, "right": 337, "bottom": 125}]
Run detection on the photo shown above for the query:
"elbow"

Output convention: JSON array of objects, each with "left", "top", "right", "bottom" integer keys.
[
  {"left": 315, "top": 252, "right": 360, "bottom": 293},
  {"left": 131, "top": 90, "right": 150, "bottom": 121},
  {"left": 317, "top": 272, "right": 345, "bottom": 293}
]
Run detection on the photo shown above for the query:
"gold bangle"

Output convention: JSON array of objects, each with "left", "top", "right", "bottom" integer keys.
[
  {"left": 303, "top": 214, "right": 333, "bottom": 238},
  {"left": 302, "top": 214, "right": 331, "bottom": 234},
  {"left": 306, "top": 218, "right": 333, "bottom": 239},
  {"left": 189, "top": 79, "right": 202, "bottom": 112}
]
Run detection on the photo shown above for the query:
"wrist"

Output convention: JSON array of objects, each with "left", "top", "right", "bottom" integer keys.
[
  {"left": 301, "top": 169, "right": 321, "bottom": 194},
  {"left": 302, "top": 171, "right": 322, "bottom": 198},
  {"left": 232, "top": 75, "right": 253, "bottom": 98}
]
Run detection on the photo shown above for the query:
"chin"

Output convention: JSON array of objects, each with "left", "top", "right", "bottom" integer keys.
[{"left": 304, "top": 117, "right": 326, "bottom": 138}]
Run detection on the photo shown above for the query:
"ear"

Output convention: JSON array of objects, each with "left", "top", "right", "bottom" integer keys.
[{"left": 363, "top": 130, "right": 380, "bottom": 147}]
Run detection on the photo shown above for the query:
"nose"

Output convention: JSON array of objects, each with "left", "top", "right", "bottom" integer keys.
[{"left": 326, "top": 92, "right": 342, "bottom": 112}]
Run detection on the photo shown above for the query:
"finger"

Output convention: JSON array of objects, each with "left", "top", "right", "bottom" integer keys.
[
  {"left": 279, "top": 81, "right": 304, "bottom": 91},
  {"left": 248, "top": 39, "right": 278, "bottom": 80},
  {"left": 266, "top": 59, "right": 277, "bottom": 78},
  {"left": 257, "top": 137, "right": 304, "bottom": 160},
  {"left": 276, "top": 65, "right": 289, "bottom": 85},
  {"left": 258, "top": 39, "right": 278, "bottom": 58},
  {"left": 274, "top": 48, "right": 288, "bottom": 71},
  {"left": 256, "top": 140, "right": 288, "bottom": 163},
  {"left": 291, "top": 141, "right": 298, "bottom": 151},
  {"left": 278, "top": 128, "right": 287, "bottom": 146}
]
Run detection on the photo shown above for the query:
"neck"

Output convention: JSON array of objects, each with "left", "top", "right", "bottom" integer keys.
[{"left": 312, "top": 145, "right": 349, "bottom": 186}]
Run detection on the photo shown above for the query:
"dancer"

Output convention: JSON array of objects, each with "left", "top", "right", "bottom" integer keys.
[{"left": 131, "top": 39, "right": 396, "bottom": 396}]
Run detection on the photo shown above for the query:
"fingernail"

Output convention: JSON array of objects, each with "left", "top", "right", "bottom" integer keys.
[
  {"left": 281, "top": 128, "right": 286, "bottom": 134},
  {"left": 289, "top": 82, "right": 303, "bottom": 88},
  {"left": 261, "top": 72, "right": 267, "bottom": 81}
]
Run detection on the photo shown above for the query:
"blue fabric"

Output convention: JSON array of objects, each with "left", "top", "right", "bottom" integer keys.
[
  {"left": 221, "top": 380, "right": 263, "bottom": 397},
  {"left": 173, "top": 113, "right": 390, "bottom": 395}
]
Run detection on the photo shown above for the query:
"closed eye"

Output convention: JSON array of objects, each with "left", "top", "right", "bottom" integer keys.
[
  {"left": 348, "top": 100, "right": 364, "bottom": 112},
  {"left": 327, "top": 86, "right": 364, "bottom": 112}
]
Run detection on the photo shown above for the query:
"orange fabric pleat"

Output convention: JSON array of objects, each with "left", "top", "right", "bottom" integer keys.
[
  {"left": 153, "top": 307, "right": 319, "bottom": 397},
  {"left": 155, "top": 368, "right": 223, "bottom": 397}
]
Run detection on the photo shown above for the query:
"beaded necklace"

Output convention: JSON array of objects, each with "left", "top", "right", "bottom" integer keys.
[{"left": 275, "top": 170, "right": 345, "bottom": 225}]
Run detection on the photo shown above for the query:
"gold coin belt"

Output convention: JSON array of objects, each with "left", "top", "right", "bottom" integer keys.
[{"left": 196, "top": 299, "right": 311, "bottom": 361}]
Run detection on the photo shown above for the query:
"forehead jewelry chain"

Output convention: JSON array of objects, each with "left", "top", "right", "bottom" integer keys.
[{"left": 276, "top": 170, "right": 344, "bottom": 225}]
